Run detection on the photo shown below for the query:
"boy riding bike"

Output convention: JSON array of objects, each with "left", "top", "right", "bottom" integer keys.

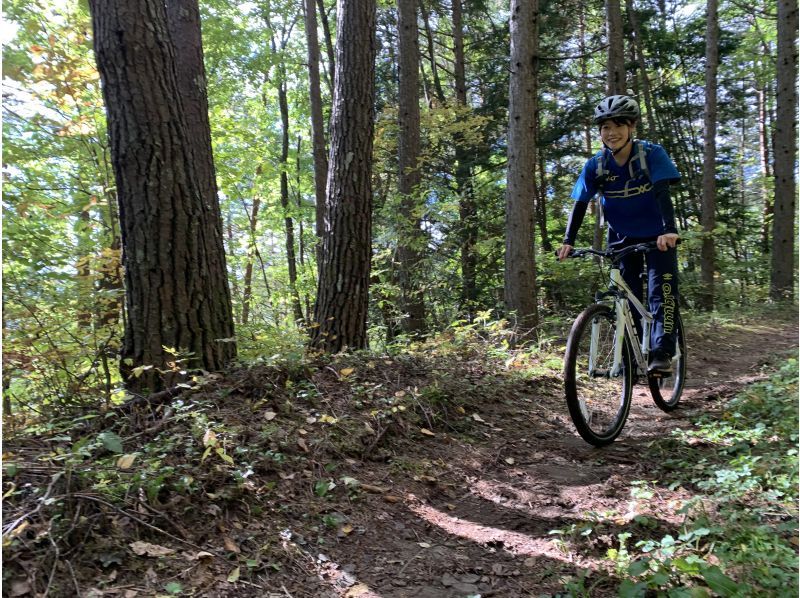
[{"left": 557, "top": 95, "right": 681, "bottom": 373}]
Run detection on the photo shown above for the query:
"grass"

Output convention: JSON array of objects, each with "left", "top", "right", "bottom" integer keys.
[{"left": 560, "top": 359, "right": 799, "bottom": 597}]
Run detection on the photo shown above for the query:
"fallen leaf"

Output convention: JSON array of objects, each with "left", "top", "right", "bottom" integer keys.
[
  {"left": 419, "top": 428, "right": 436, "bottom": 436},
  {"left": 223, "top": 537, "right": 240, "bottom": 554},
  {"left": 505, "top": 457, "right": 515, "bottom": 465},
  {"left": 264, "top": 411, "right": 277, "bottom": 421},
  {"left": 339, "top": 524, "right": 354, "bottom": 535},
  {"left": 364, "top": 422, "right": 375, "bottom": 434},
  {"left": 383, "top": 495, "right": 401, "bottom": 503},
  {"left": 227, "top": 566, "right": 240, "bottom": 583},
  {"left": 345, "top": 583, "right": 372, "bottom": 597},
  {"left": 306, "top": 416, "right": 317, "bottom": 424},
  {"left": 297, "top": 437, "right": 309, "bottom": 452},
  {"left": 193, "top": 551, "right": 215, "bottom": 560},
  {"left": 360, "top": 483, "right": 386, "bottom": 494},
  {"left": 456, "top": 406, "right": 466, "bottom": 415},
  {"left": 340, "top": 368, "right": 355, "bottom": 377},
  {"left": 394, "top": 390, "right": 406, "bottom": 398},
  {"left": 129, "top": 541, "right": 175, "bottom": 557},
  {"left": 116, "top": 454, "right": 137, "bottom": 470},
  {"left": 319, "top": 414, "right": 338, "bottom": 424},
  {"left": 202, "top": 429, "right": 217, "bottom": 447},
  {"left": 9, "top": 580, "right": 30, "bottom": 597},
  {"left": 472, "top": 413, "right": 486, "bottom": 423},
  {"left": 418, "top": 542, "right": 432, "bottom": 548}
]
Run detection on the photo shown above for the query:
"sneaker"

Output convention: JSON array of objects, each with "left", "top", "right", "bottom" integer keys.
[{"left": 648, "top": 351, "right": 673, "bottom": 373}]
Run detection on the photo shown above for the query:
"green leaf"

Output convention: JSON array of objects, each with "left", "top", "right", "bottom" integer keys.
[
  {"left": 701, "top": 566, "right": 740, "bottom": 595},
  {"left": 164, "top": 581, "right": 182, "bottom": 594},
  {"left": 627, "top": 559, "right": 650, "bottom": 576},
  {"left": 618, "top": 579, "right": 647, "bottom": 598},
  {"left": 98, "top": 431, "right": 123, "bottom": 454}
]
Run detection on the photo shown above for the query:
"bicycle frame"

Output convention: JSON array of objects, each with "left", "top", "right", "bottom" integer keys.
[{"left": 608, "top": 266, "right": 653, "bottom": 376}]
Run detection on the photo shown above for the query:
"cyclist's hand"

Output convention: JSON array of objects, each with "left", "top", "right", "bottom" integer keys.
[
  {"left": 657, "top": 233, "right": 679, "bottom": 251},
  {"left": 557, "top": 244, "right": 573, "bottom": 261}
]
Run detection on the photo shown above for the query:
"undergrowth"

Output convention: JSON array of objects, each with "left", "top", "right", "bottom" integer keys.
[{"left": 557, "top": 359, "right": 799, "bottom": 598}]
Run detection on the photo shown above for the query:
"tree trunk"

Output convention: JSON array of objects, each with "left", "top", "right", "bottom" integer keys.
[
  {"left": 504, "top": 0, "right": 539, "bottom": 330},
  {"left": 241, "top": 197, "right": 261, "bottom": 326},
  {"left": 419, "top": 0, "right": 445, "bottom": 104},
  {"left": 89, "top": 0, "right": 236, "bottom": 392},
  {"left": 626, "top": 0, "right": 655, "bottom": 138},
  {"left": 452, "top": 0, "right": 478, "bottom": 318},
  {"left": 396, "top": 0, "right": 427, "bottom": 335},
  {"left": 304, "top": 0, "right": 328, "bottom": 255},
  {"left": 770, "top": 0, "right": 798, "bottom": 300},
  {"left": 699, "top": 0, "right": 719, "bottom": 311},
  {"left": 278, "top": 77, "right": 306, "bottom": 326},
  {"left": 605, "top": 0, "right": 626, "bottom": 94},
  {"left": 309, "top": 0, "right": 376, "bottom": 352},
  {"left": 317, "top": 0, "right": 336, "bottom": 96},
  {"left": 758, "top": 84, "right": 772, "bottom": 254}
]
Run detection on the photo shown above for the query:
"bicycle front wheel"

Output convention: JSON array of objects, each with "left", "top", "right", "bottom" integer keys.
[
  {"left": 648, "top": 313, "right": 686, "bottom": 412},
  {"left": 564, "top": 303, "right": 633, "bottom": 446}
]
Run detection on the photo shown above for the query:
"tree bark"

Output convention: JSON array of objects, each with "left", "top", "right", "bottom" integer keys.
[
  {"left": 605, "top": 0, "right": 626, "bottom": 94},
  {"left": 504, "top": 0, "right": 539, "bottom": 330},
  {"left": 304, "top": 0, "right": 328, "bottom": 254},
  {"left": 396, "top": 0, "right": 427, "bottom": 335},
  {"left": 452, "top": 0, "right": 478, "bottom": 317},
  {"left": 309, "top": 0, "right": 376, "bottom": 352},
  {"left": 89, "top": 0, "right": 236, "bottom": 392},
  {"left": 699, "top": 0, "right": 719, "bottom": 311},
  {"left": 317, "top": 0, "right": 336, "bottom": 95},
  {"left": 770, "top": 0, "right": 798, "bottom": 300},
  {"left": 278, "top": 76, "right": 306, "bottom": 325}
]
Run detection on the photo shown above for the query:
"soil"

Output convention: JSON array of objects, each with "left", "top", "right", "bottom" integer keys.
[{"left": 3, "top": 312, "right": 797, "bottom": 598}]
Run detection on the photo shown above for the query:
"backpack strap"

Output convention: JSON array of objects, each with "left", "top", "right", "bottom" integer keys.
[{"left": 628, "top": 140, "right": 651, "bottom": 183}]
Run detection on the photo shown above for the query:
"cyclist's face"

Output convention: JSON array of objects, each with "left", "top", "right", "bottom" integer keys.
[{"left": 599, "top": 120, "right": 632, "bottom": 151}]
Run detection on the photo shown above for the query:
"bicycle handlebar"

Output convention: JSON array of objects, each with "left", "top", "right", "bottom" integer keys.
[{"left": 558, "top": 240, "right": 679, "bottom": 263}]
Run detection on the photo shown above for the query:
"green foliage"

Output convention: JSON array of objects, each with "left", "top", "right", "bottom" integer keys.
[{"left": 554, "top": 359, "right": 799, "bottom": 596}]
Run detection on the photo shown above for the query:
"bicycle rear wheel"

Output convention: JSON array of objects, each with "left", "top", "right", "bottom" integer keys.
[
  {"left": 564, "top": 303, "right": 633, "bottom": 446},
  {"left": 648, "top": 313, "right": 686, "bottom": 412}
]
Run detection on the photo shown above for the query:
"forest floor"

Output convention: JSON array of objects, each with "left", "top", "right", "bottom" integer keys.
[{"left": 2, "top": 308, "right": 798, "bottom": 598}]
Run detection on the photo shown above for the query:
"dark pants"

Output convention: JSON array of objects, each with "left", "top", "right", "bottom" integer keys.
[{"left": 608, "top": 231, "right": 679, "bottom": 358}]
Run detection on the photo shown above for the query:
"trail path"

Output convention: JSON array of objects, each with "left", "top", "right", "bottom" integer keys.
[
  {"left": 3, "top": 315, "right": 797, "bottom": 598},
  {"left": 279, "top": 317, "right": 798, "bottom": 598}
]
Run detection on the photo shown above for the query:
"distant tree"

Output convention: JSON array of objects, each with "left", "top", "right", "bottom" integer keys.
[
  {"left": 310, "top": 0, "right": 377, "bottom": 352},
  {"left": 770, "top": 0, "right": 798, "bottom": 300},
  {"left": 605, "top": 0, "right": 625, "bottom": 94},
  {"left": 504, "top": 0, "right": 539, "bottom": 329},
  {"left": 699, "top": 0, "right": 719, "bottom": 311},
  {"left": 89, "top": 0, "right": 236, "bottom": 392},
  {"left": 303, "top": 0, "right": 328, "bottom": 250},
  {"left": 396, "top": 0, "right": 427, "bottom": 335}
]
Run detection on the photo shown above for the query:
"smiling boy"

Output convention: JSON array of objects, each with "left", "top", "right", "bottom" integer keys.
[{"left": 557, "top": 95, "right": 681, "bottom": 373}]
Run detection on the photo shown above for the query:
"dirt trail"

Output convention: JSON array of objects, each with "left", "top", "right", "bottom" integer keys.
[
  {"left": 4, "top": 316, "right": 797, "bottom": 598},
  {"left": 285, "top": 317, "right": 798, "bottom": 598}
]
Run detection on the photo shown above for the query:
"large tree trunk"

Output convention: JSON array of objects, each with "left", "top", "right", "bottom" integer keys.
[
  {"left": 396, "top": 0, "right": 427, "bottom": 335},
  {"left": 304, "top": 0, "right": 328, "bottom": 254},
  {"left": 309, "top": 0, "right": 376, "bottom": 352},
  {"left": 770, "top": 0, "right": 798, "bottom": 300},
  {"left": 605, "top": 0, "right": 626, "bottom": 94},
  {"left": 452, "top": 0, "right": 478, "bottom": 318},
  {"left": 699, "top": 0, "right": 719, "bottom": 311},
  {"left": 89, "top": 0, "right": 236, "bottom": 392},
  {"left": 504, "top": 0, "right": 539, "bottom": 330}
]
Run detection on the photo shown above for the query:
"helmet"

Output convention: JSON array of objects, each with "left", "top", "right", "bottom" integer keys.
[{"left": 593, "top": 95, "right": 640, "bottom": 124}]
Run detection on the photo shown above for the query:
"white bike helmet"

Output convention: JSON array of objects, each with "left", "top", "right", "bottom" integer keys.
[{"left": 593, "top": 95, "right": 640, "bottom": 124}]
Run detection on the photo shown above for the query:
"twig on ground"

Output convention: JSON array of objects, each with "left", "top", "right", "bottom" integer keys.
[{"left": 69, "top": 493, "right": 227, "bottom": 560}]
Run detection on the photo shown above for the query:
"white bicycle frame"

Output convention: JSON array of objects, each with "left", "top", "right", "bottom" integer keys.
[{"left": 589, "top": 265, "right": 654, "bottom": 378}]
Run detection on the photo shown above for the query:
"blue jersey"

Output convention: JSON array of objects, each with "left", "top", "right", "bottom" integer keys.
[{"left": 570, "top": 142, "right": 680, "bottom": 238}]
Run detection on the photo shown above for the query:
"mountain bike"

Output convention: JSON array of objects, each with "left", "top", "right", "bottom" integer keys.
[{"left": 562, "top": 242, "right": 686, "bottom": 446}]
